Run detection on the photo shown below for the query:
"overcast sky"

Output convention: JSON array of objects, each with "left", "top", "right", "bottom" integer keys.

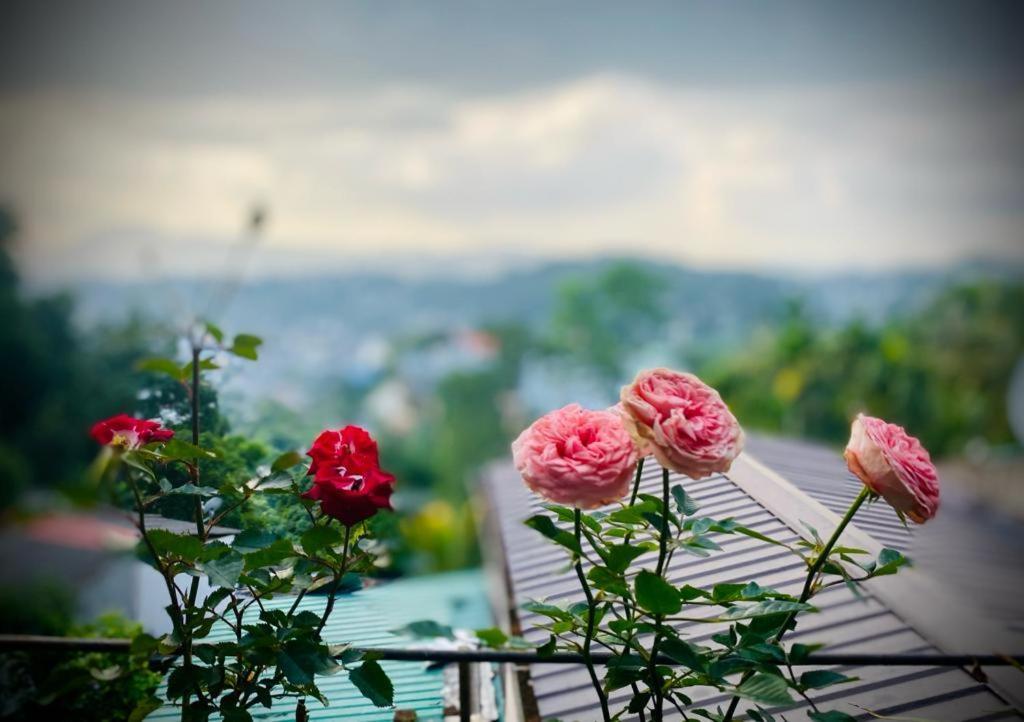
[{"left": 2, "top": 1, "right": 1022, "bottom": 282}]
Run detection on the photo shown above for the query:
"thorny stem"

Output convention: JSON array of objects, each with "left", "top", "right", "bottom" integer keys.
[
  {"left": 721, "top": 486, "right": 871, "bottom": 722},
  {"left": 190, "top": 343, "right": 204, "bottom": 537},
  {"left": 316, "top": 524, "right": 354, "bottom": 637},
  {"left": 623, "top": 457, "right": 648, "bottom": 722},
  {"left": 182, "top": 342, "right": 204, "bottom": 721},
  {"left": 127, "top": 475, "right": 188, "bottom": 643},
  {"left": 647, "top": 468, "right": 672, "bottom": 721},
  {"left": 574, "top": 508, "right": 612, "bottom": 722},
  {"left": 629, "top": 456, "right": 646, "bottom": 506}
]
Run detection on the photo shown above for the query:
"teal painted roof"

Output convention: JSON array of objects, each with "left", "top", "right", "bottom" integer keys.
[{"left": 150, "top": 568, "right": 491, "bottom": 721}]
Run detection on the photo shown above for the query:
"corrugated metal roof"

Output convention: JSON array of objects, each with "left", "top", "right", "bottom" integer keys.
[
  {"left": 149, "top": 569, "right": 491, "bottom": 721},
  {"left": 482, "top": 444, "right": 1024, "bottom": 721},
  {"left": 743, "top": 436, "right": 914, "bottom": 551},
  {"left": 746, "top": 435, "right": 1024, "bottom": 642}
]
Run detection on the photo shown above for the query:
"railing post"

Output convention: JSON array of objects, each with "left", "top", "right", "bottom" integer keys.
[{"left": 459, "top": 660, "right": 471, "bottom": 722}]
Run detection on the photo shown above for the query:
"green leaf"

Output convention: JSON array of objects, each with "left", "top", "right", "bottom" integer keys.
[
  {"left": 800, "top": 670, "right": 856, "bottom": 690},
  {"left": 733, "top": 524, "right": 789, "bottom": 547},
  {"left": 523, "top": 514, "right": 581, "bottom": 554},
  {"left": 808, "top": 712, "right": 857, "bottom": 722},
  {"left": 232, "top": 529, "right": 278, "bottom": 553},
  {"left": 390, "top": 620, "right": 454, "bottom": 639},
  {"left": 605, "top": 664, "right": 646, "bottom": 690},
  {"left": 243, "top": 538, "right": 296, "bottom": 570},
  {"left": 543, "top": 504, "right": 600, "bottom": 532},
  {"left": 711, "top": 583, "right": 747, "bottom": 603},
  {"left": 475, "top": 627, "right": 509, "bottom": 647},
  {"left": 523, "top": 600, "right": 570, "bottom": 620},
  {"left": 719, "top": 600, "right": 813, "bottom": 620},
  {"left": 181, "top": 357, "right": 220, "bottom": 379},
  {"left": 122, "top": 451, "right": 158, "bottom": 479},
  {"left": 588, "top": 566, "right": 628, "bottom": 596},
  {"left": 788, "top": 643, "right": 823, "bottom": 664},
  {"left": 165, "top": 666, "right": 198, "bottom": 700},
  {"left": 276, "top": 649, "right": 314, "bottom": 686},
  {"left": 537, "top": 635, "right": 557, "bottom": 656},
  {"left": 276, "top": 640, "right": 338, "bottom": 686},
  {"left": 270, "top": 450, "right": 305, "bottom": 473},
  {"left": 349, "top": 659, "right": 394, "bottom": 707},
  {"left": 635, "top": 570, "right": 681, "bottom": 615},
  {"left": 127, "top": 696, "right": 163, "bottom": 722},
  {"left": 679, "top": 584, "right": 711, "bottom": 601},
  {"left": 672, "top": 484, "right": 701, "bottom": 516},
  {"left": 160, "top": 439, "right": 217, "bottom": 461},
  {"left": 203, "top": 550, "right": 244, "bottom": 588},
  {"left": 605, "top": 506, "right": 650, "bottom": 525},
  {"left": 136, "top": 357, "right": 184, "bottom": 380},
  {"left": 252, "top": 470, "right": 295, "bottom": 492},
  {"left": 708, "top": 656, "right": 753, "bottom": 681},
  {"left": 301, "top": 525, "right": 343, "bottom": 556},
  {"left": 737, "top": 673, "right": 793, "bottom": 706},
  {"left": 203, "top": 321, "right": 224, "bottom": 344},
  {"left": 146, "top": 529, "right": 203, "bottom": 561},
  {"left": 628, "top": 692, "right": 651, "bottom": 714},
  {"left": 229, "top": 333, "right": 263, "bottom": 360},
  {"left": 872, "top": 548, "right": 909, "bottom": 576},
  {"left": 604, "top": 543, "right": 645, "bottom": 574},
  {"left": 334, "top": 645, "right": 364, "bottom": 665},
  {"left": 660, "top": 637, "right": 706, "bottom": 671}
]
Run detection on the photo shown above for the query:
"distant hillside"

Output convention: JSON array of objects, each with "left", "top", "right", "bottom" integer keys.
[{"left": 68, "top": 257, "right": 1019, "bottom": 405}]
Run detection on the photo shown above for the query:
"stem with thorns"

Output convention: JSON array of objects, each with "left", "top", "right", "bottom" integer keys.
[
  {"left": 574, "top": 508, "right": 612, "bottom": 722},
  {"left": 721, "top": 486, "right": 871, "bottom": 722}
]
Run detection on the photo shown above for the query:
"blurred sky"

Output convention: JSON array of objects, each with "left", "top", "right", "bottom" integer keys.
[{"left": 1, "top": 0, "right": 1023, "bottom": 283}]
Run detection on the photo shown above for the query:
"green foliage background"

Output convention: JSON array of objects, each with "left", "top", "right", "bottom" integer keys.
[{"left": 1, "top": 197, "right": 1021, "bottom": 577}]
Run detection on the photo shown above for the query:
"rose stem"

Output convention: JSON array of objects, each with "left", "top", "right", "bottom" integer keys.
[
  {"left": 623, "top": 458, "right": 648, "bottom": 722},
  {"left": 316, "top": 523, "right": 353, "bottom": 636},
  {"left": 629, "top": 456, "right": 646, "bottom": 506},
  {"left": 647, "top": 467, "right": 671, "bottom": 721},
  {"left": 721, "top": 486, "right": 871, "bottom": 722},
  {"left": 182, "top": 340, "right": 204, "bottom": 721},
  {"left": 574, "top": 507, "right": 612, "bottom": 722}
]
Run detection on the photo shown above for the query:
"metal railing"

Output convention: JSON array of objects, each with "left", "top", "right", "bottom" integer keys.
[{"left": 1, "top": 635, "right": 1021, "bottom": 721}]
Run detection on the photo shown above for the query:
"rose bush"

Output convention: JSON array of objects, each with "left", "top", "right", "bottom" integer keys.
[
  {"left": 501, "top": 367, "right": 931, "bottom": 722},
  {"left": 92, "top": 323, "right": 397, "bottom": 722}
]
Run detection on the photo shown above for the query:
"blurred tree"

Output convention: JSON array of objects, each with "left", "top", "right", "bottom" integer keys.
[
  {"left": 549, "top": 262, "right": 668, "bottom": 381},
  {"left": 0, "top": 207, "right": 152, "bottom": 507},
  {"left": 701, "top": 280, "right": 1024, "bottom": 458}
]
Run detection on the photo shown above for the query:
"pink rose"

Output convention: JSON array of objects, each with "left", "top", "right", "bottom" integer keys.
[
  {"left": 619, "top": 368, "right": 744, "bottom": 478},
  {"left": 512, "top": 404, "right": 639, "bottom": 509},
  {"left": 844, "top": 414, "right": 939, "bottom": 523}
]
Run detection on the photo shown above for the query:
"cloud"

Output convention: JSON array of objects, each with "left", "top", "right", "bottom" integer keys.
[{"left": 2, "top": 74, "right": 1022, "bottom": 282}]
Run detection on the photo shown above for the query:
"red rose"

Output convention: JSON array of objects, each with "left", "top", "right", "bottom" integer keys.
[
  {"left": 303, "top": 467, "right": 395, "bottom": 527},
  {"left": 306, "top": 426, "right": 380, "bottom": 481},
  {"left": 90, "top": 414, "right": 174, "bottom": 449},
  {"left": 302, "top": 426, "right": 395, "bottom": 526}
]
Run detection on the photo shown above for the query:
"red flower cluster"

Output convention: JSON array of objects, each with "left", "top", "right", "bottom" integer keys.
[
  {"left": 91, "top": 414, "right": 174, "bottom": 449},
  {"left": 302, "top": 426, "right": 395, "bottom": 527}
]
